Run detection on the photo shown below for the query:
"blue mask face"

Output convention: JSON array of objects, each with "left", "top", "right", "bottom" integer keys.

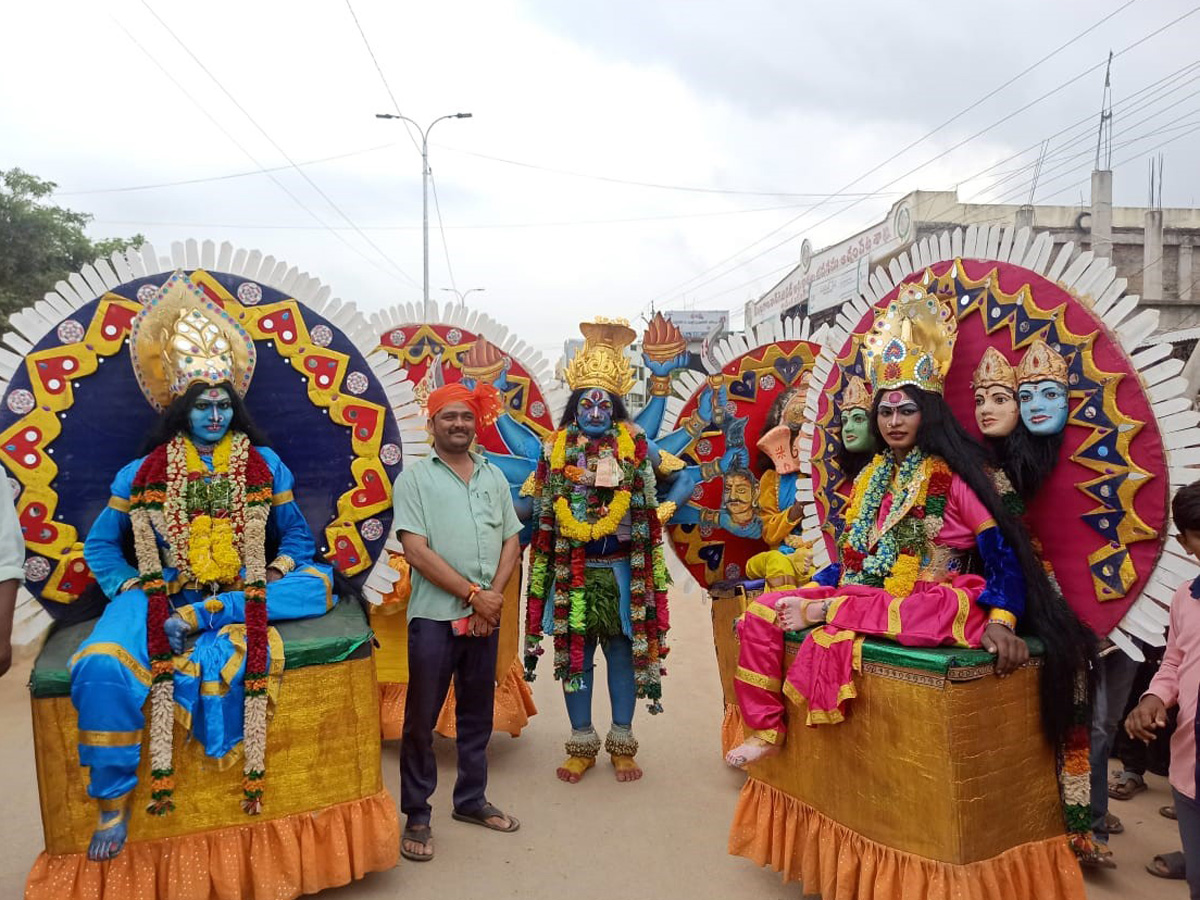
[
  {"left": 1017, "top": 380, "right": 1068, "bottom": 435},
  {"left": 576, "top": 388, "right": 614, "bottom": 436},
  {"left": 188, "top": 387, "right": 234, "bottom": 444}
]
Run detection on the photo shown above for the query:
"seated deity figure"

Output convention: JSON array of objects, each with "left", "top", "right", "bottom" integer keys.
[
  {"left": 71, "top": 275, "right": 336, "bottom": 861},
  {"left": 725, "top": 285, "right": 1093, "bottom": 769}
]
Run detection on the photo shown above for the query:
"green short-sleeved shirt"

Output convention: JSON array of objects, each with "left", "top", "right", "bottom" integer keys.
[{"left": 391, "top": 450, "right": 522, "bottom": 622}]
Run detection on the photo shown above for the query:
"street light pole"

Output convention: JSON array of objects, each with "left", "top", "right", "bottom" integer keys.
[
  {"left": 375, "top": 111, "right": 473, "bottom": 318},
  {"left": 440, "top": 286, "right": 486, "bottom": 310}
]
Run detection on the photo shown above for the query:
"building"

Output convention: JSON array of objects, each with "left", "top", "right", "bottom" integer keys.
[{"left": 746, "top": 183, "right": 1200, "bottom": 340}]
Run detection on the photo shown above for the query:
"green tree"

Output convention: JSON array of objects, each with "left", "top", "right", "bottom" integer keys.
[{"left": 0, "top": 168, "right": 143, "bottom": 330}]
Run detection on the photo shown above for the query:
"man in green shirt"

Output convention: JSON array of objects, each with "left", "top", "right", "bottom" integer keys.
[{"left": 391, "top": 382, "right": 522, "bottom": 862}]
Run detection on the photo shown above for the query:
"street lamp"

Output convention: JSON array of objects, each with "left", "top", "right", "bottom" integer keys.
[
  {"left": 440, "top": 286, "right": 486, "bottom": 310},
  {"left": 375, "top": 111, "right": 473, "bottom": 317}
]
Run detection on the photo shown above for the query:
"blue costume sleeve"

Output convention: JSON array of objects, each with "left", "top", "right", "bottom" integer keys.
[
  {"left": 975, "top": 524, "right": 1026, "bottom": 620},
  {"left": 812, "top": 563, "right": 841, "bottom": 587},
  {"left": 256, "top": 448, "right": 316, "bottom": 567},
  {"left": 82, "top": 458, "right": 145, "bottom": 599}
]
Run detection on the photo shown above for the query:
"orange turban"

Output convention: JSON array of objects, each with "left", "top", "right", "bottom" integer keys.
[{"left": 426, "top": 382, "right": 505, "bottom": 427}]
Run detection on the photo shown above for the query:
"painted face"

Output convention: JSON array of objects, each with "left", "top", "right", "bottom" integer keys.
[
  {"left": 188, "top": 387, "right": 234, "bottom": 445},
  {"left": 974, "top": 386, "right": 1019, "bottom": 438},
  {"left": 429, "top": 401, "right": 476, "bottom": 454},
  {"left": 876, "top": 389, "right": 921, "bottom": 453},
  {"left": 724, "top": 473, "right": 756, "bottom": 525},
  {"left": 842, "top": 408, "right": 873, "bottom": 453},
  {"left": 576, "top": 388, "right": 614, "bottom": 436},
  {"left": 1017, "top": 380, "right": 1068, "bottom": 436}
]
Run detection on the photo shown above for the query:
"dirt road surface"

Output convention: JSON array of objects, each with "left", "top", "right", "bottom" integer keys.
[{"left": 0, "top": 578, "right": 1183, "bottom": 899}]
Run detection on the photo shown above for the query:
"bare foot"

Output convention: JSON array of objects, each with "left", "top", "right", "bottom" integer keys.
[
  {"left": 556, "top": 756, "right": 595, "bottom": 783},
  {"left": 775, "top": 596, "right": 826, "bottom": 631},
  {"left": 87, "top": 806, "right": 129, "bottom": 861},
  {"left": 724, "top": 736, "right": 782, "bottom": 769},
  {"left": 611, "top": 754, "right": 643, "bottom": 782}
]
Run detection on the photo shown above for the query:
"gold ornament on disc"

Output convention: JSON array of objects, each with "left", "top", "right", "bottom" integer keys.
[{"left": 841, "top": 375, "right": 872, "bottom": 412}]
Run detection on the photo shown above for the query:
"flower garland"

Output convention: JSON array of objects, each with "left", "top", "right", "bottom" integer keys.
[
  {"left": 129, "top": 431, "right": 274, "bottom": 815},
  {"left": 525, "top": 422, "right": 670, "bottom": 710},
  {"left": 839, "top": 449, "right": 953, "bottom": 598}
]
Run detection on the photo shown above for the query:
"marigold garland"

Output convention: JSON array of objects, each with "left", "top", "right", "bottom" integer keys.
[
  {"left": 130, "top": 431, "right": 275, "bottom": 816},
  {"left": 525, "top": 422, "right": 669, "bottom": 709}
]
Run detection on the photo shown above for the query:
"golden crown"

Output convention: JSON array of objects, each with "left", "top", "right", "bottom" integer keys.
[
  {"left": 1015, "top": 338, "right": 1069, "bottom": 386},
  {"left": 970, "top": 346, "right": 1017, "bottom": 392},
  {"left": 130, "top": 271, "right": 256, "bottom": 411},
  {"left": 862, "top": 284, "right": 957, "bottom": 396},
  {"left": 841, "top": 374, "right": 872, "bottom": 411},
  {"left": 564, "top": 318, "right": 637, "bottom": 396}
]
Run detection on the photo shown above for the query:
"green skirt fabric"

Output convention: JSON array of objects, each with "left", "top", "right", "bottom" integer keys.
[{"left": 583, "top": 567, "right": 623, "bottom": 641}]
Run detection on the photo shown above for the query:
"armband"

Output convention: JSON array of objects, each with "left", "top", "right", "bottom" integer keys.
[
  {"left": 987, "top": 608, "right": 1018, "bottom": 631},
  {"left": 649, "top": 374, "right": 673, "bottom": 397},
  {"left": 268, "top": 555, "right": 296, "bottom": 576}
]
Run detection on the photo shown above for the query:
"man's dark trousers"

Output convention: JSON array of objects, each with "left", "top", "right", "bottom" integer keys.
[{"left": 400, "top": 617, "right": 499, "bottom": 825}]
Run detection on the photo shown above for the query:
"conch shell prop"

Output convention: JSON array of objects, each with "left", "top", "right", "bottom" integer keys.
[{"left": 757, "top": 424, "right": 800, "bottom": 475}]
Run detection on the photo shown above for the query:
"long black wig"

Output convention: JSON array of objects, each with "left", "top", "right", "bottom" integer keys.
[
  {"left": 141, "top": 380, "right": 271, "bottom": 454},
  {"left": 993, "top": 421, "right": 1066, "bottom": 501},
  {"left": 868, "top": 385, "right": 1096, "bottom": 747}
]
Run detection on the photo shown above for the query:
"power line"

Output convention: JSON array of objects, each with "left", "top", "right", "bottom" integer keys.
[
  {"left": 428, "top": 170, "right": 457, "bottom": 291},
  {"left": 139, "top": 0, "right": 420, "bottom": 289},
  {"left": 342, "top": 0, "right": 422, "bottom": 157},
  {"left": 436, "top": 144, "right": 905, "bottom": 199},
  {"left": 52, "top": 142, "right": 401, "bottom": 196},
  {"left": 112, "top": 18, "right": 408, "bottom": 285},
  {"left": 646, "top": 3, "right": 1197, "bottom": 310}
]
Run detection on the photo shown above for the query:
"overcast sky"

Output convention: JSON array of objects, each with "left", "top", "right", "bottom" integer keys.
[{"left": 3, "top": 0, "right": 1199, "bottom": 361}]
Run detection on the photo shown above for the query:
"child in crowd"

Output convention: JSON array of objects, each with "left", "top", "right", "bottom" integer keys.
[{"left": 1127, "top": 479, "right": 1200, "bottom": 897}]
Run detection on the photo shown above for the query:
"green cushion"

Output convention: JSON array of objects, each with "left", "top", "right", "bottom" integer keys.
[
  {"left": 783, "top": 628, "right": 1045, "bottom": 676},
  {"left": 29, "top": 600, "right": 373, "bottom": 699}
]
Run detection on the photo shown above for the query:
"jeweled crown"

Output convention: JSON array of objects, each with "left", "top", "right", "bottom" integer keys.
[
  {"left": 970, "top": 346, "right": 1017, "bottom": 392},
  {"left": 1015, "top": 338, "right": 1068, "bottom": 386},
  {"left": 564, "top": 318, "right": 637, "bottom": 396},
  {"left": 862, "top": 284, "right": 957, "bottom": 396},
  {"left": 129, "top": 271, "right": 256, "bottom": 411},
  {"left": 841, "top": 375, "right": 872, "bottom": 411}
]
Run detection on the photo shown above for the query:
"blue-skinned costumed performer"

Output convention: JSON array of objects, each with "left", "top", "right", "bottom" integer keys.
[
  {"left": 70, "top": 273, "right": 335, "bottom": 861},
  {"left": 524, "top": 319, "right": 682, "bottom": 784}
]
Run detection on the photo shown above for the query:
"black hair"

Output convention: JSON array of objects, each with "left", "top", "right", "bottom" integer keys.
[
  {"left": 1173, "top": 481, "right": 1200, "bottom": 533},
  {"left": 993, "top": 421, "right": 1065, "bottom": 501},
  {"left": 559, "top": 387, "right": 631, "bottom": 428},
  {"left": 141, "top": 380, "right": 271, "bottom": 453},
  {"left": 869, "top": 385, "right": 1096, "bottom": 746}
]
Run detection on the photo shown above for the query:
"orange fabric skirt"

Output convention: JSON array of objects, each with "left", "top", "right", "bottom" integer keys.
[
  {"left": 25, "top": 789, "right": 399, "bottom": 900},
  {"left": 378, "top": 656, "right": 538, "bottom": 740},
  {"left": 730, "top": 777, "right": 1085, "bottom": 899}
]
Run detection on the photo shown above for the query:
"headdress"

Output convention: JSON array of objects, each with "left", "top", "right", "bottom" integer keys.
[
  {"left": 970, "top": 346, "right": 1017, "bottom": 393},
  {"left": 841, "top": 375, "right": 872, "bottom": 412},
  {"left": 1015, "top": 338, "right": 1069, "bottom": 386},
  {"left": 129, "top": 271, "right": 256, "bottom": 411},
  {"left": 862, "top": 284, "right": 957, "bottom": 395},
  {"left": 564, "top": 318, "right": 637, "bottom": 396},
  {"left": 426, "top": 382, "right": 505, "bottom": 427}
]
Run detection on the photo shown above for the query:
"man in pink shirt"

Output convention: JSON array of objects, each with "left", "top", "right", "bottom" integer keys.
[{"left": 1128, "top": 480, "right": 1200, "bottom": 897}]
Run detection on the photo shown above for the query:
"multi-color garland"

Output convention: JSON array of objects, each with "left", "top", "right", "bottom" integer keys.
[
  {"left": 839, "top": 449, "right": 952, "bottom": 598},
  {"left": 525, "top": 422, "right": 670, "bottom": 709},
  {"left": 129, "top": 431, "right": 273, "bottom": 815}
]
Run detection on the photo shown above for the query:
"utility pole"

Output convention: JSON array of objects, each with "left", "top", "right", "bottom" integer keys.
[{"left": 376, "top": 111, "right": 473, "bottom": 317}]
